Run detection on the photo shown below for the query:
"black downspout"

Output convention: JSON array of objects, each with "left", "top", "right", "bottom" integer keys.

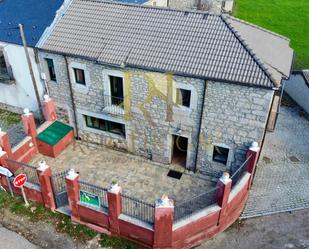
[
  {"left": 64, "top": 56, "right": 79, "bottom": 139},
  {"left": 254, "top": 89, "right": 276, "bottom": 183},
  {"left": 194, "top": 80, "right": 208, "bottom": 173}
]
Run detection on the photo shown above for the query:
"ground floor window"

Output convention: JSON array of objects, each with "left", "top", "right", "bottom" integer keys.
[
  {"left": 213, "top": 145, "right": 229, "bottom": 165},
  {"left": 84, "top": 115, "right": 125, "bottom": 137}
]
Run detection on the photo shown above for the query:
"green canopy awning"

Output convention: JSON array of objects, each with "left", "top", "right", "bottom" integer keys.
[{"left": 37, "top": 121, "right": 73, "bottom": 146}]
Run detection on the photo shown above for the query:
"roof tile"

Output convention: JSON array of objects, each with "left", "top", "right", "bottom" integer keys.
[{"left": 42, "top": 0, "right": 275, "bottom": 88}]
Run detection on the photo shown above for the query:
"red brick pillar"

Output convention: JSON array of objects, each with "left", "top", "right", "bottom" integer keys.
[
  {"left": 0, "top": 149, "right": 14, "bottom": 194},
  {"left": 65, "top": 169, "right": 80, "bottom": 222},
  {"left": 107, "top": 183, "right": 122, "bottom": 234},
  {"left": 22, "top": 109, "right": 38, "bottom": 145},
  {"left": 246, "top": 141, "right": 260, "bottom": 188},
  {"left": 43, "top": 95, "right": 57, "bottom": 122},
  {"left": 154, "top": 195, "right": 174, "bottom": 249},
  {"left": 37, "top": 160, "right": 56, "bottom": 211},
  {"left": 0, "top": 130, "right": 13, "bottom": 158},
  {"left": 217, "top": 172, "right": 232, "bottom": 222},
  {"left": 0, "top": 148, "right": 8, "bottom": 166}
]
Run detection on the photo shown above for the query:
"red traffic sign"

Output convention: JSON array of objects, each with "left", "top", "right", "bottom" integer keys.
[{"left": 13, "top": 174, "right": 27, "bottom": 188}]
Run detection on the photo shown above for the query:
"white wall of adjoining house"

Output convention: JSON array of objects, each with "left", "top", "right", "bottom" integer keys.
[
  {"left": 284, "top": 73, "right": 309, "bottom": 115},
  {"left": 144, "top": 0, "right": 168, "bottom": 7},
  {"left": 0, "top": 42, "right": 44, "bottom": 112}
]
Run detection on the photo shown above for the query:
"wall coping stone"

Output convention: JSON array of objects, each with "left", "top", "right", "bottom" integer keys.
[
  {"left": 173, "top": 204, "right": 221, "bottom": 230},
  {"left": 11, "top": 136, "right": 32, "bottom": 153},
  {"left": 119, "top": 214, "right": 154, "bottom": 231},
  {"left": 78, "top": 202, "right": 108, "bottom": 215},
  {"left": 66, "top": 169, "right": 79, "bottom": 180},
  {"left": 24, "top": 182, "right": 41, "bottom": 191},
  {"left": 228, "top": 172, "right": 251, "bottom": 202},
  {"left": 37, "top": 160, "right": 49, "bottom": 171},
  {"left": 249, "top": 141, "right": 260, "bottom": 152}
]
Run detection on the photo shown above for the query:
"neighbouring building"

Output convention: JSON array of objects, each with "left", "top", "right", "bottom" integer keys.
[
  {"left": 0, "top": 0, "right": 68, "bottom": 113},
  {"left": 38, "top": 0, "right": 293, "bottom": 176},
  {"left": 284, "top": 70, "right": 309, "bottom": 115},
  {"left": 145, "top": 0, "right": 234, "bottom": 14}
]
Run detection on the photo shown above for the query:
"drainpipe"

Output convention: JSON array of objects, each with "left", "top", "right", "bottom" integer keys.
[
  {"left": 193, "top": 80, "right": 208, "bottom": 173},
  {"left": 64, "top": 56, "right": 79, "bottom": 139}
]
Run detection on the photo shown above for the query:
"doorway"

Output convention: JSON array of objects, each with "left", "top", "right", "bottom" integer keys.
[{"left": 171, "top": 135, "right": 188, "bottom": 167}]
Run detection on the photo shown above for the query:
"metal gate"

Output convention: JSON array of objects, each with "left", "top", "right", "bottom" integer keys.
[{"left": 50, "top": 170, "right": 70, "bottom": 214}]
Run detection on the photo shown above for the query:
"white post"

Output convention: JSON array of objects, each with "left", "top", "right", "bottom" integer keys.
[
  {"left": 6, "top": 176, "right": 14, "bottom": 197},
  {"left": 21, "top": 186, "right": 29, "bottom": 207}
]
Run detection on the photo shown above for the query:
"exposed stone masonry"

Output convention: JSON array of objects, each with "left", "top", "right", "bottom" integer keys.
[{"left": 39, "top": 51, "right": 273, "bottom": 176}]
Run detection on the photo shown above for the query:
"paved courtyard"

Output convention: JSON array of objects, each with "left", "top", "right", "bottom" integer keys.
[
  {"left": 31, "top": 140, "right": 216, "bottom": 204},
  {"left": 241, "top": 105, "right": 309, "bottom": 218}
]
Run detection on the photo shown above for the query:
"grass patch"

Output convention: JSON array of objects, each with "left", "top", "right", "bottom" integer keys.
[
  {"left": 233, "top": 0, "right": 309, "bottom": 69},
  {"left": 0, "top": 109, "right": 20, "bottom": 128},
  {"left": 0, "top": 190, "right": 97, "bottom": 242},
  {"left": 0, "top": 190, "right": 138, "bottom": 248},
  {"left": 99, "top": 234, "right": 140, "bottom": 249}
]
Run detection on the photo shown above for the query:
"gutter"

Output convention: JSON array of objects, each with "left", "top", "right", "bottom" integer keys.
[
  {"left": 193, "top": 80, "right": 208, "bottom": 172},
  {"left": 38, "top": 48, "right": 275, "bottom": 91}
]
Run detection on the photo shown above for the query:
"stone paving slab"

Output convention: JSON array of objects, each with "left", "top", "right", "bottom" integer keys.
[
  {"left": 31, "top": 140, "right": 216, "bottom": 204},
  {"left": 241, "top": 106, "right": 309, "bottom": 218}
]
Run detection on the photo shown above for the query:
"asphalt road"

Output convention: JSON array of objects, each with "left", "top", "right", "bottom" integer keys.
[{"left": 0, "top": 225, "right": 39, "bottom": 249}]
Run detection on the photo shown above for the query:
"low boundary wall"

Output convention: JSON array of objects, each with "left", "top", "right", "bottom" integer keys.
[{"left": 0, "top": 97, "right": 261, "bottom": 248}]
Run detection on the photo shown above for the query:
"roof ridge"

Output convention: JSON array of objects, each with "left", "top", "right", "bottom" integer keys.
[
  {"left": 226, "top": 15, "right": 291, "bottom": 42},
  {"left": 79, "top": 0, "right": 218, "bottom": 16},
  {"left": 220, "top": 14, "right": 278, "bottom": 88}
]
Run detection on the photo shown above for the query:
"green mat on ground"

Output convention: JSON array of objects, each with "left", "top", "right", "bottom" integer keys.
[{"left": 37, "top": 121, "right": 73, "bottom": 146}]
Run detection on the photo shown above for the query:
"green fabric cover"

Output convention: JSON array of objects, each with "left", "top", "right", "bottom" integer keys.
[{"left": 37, "top": 121, "right": 73, "bottom": 146}]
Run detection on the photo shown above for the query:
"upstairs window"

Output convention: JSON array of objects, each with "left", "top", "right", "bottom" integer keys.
[
  {"left": 176, "top": 88, "right": 191, "bottom": 107},
  {"left": 85, "top": 115, "right": 126, "bottom": 138},
  {"left": 109, "top": 75, "right": 124, "bottom": 106},
  {"left": 213, "top": 146, "right": 229, "bottom": 165},
  {"left": 45, "top": 58, "right": 56, "bottom": 82},
  {"left": 73, "top": 68, "right": 86, "bottom": 85}
]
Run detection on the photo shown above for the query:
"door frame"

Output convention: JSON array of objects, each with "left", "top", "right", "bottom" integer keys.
[{"left": 168, "top": 133, "right": 190, "bottom": 168}]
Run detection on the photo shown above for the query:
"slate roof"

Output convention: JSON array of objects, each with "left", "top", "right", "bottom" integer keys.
[
  {"left": 42, "top": 0, "right": 278, "bottom": 88},
  {"left": 227, "top": 16, "right": 294, "bottom": 85},
  {"left": 0, "top": 0, "right": 64, "bottom": 47}
]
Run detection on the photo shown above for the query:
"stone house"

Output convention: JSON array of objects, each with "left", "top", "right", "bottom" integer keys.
[
  {"left": 38, "top": 0, "right": 293, "bottom": 176},
  {"left": 0, "top": 0, "right": 68, "bottom": 113}
]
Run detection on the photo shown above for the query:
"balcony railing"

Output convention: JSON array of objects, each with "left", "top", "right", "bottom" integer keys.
[{"left": 102, "top": 95, "right": 124, "bottom": 116}]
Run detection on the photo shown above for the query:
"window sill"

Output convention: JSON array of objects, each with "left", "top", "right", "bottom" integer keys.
[
  {"left": 0, "top": 78, "right": 16, "bottom": 85},
  {"left": 47, "top": 80, "right": 57, "bottom": 84},
  {"left": 83, "top": 126, "right": 126, "bottom": 140},
  {"left": 173, "top": 106, "right": 193, "bottom": 114}
]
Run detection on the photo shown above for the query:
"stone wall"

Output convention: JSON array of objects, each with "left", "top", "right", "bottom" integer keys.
[
  {"left": 38, "top": 51, "right": 273, "bottom": 175},
  {"left": 38, "top": 52, "right": 205, "bottom": 169},
  {"left": 166, "top": 0, "right": 229, "bottom": 13},
  {"left": 197, "top": 81, "right": 274, "bottom": 176}
]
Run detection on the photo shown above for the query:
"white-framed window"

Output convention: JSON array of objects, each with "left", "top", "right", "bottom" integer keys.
[
  {"left": 44, "top": 58, "right": 57, "bottom": 82},
  {"left": 172, "top": 82, "right": 197, "bottom": 111},
  {"left": 83, "top": 114, "right": 126, "bottom": 138},
  {"left": 103, "top": 69, "right": 125, "bottom": 108},
  {"left": 69, "top": 62, "right": 90, "bottom": 91},
  {"left": 211, "top": 144, "right": 233, "bottom": 166},
  {"left": 73, "top": 68, "right": 86, "bottom": 85},
  {"left": 213, "top": 145, "right": 229, "bottom": 165},
  {"left": 176, "top": 88, "right": 191, "bottom": 107}
]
